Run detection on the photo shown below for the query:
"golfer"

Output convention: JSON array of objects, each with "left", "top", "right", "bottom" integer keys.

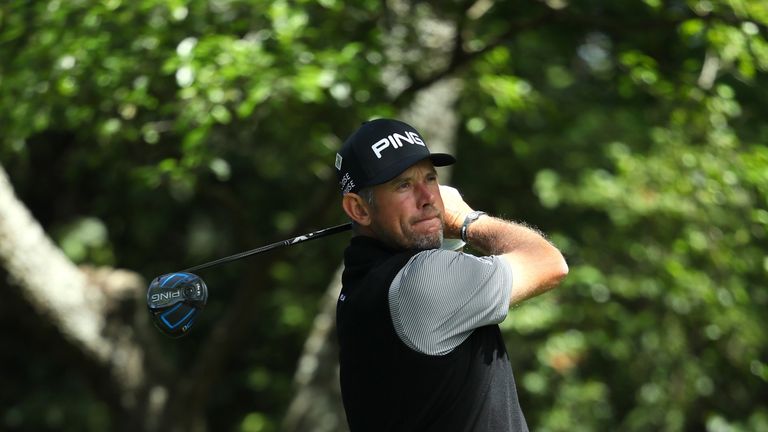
[{"left": 335, "top": 118, "right": 569, "bottom": 431}]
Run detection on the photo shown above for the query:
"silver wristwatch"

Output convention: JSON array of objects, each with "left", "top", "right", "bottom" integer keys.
[{"left": 460, "top": 211, "right": 486, "bottom": 243}]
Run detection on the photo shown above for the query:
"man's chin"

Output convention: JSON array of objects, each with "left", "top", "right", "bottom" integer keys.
[
  {"left": 371, "top": 223, "right": 443, "bottom": 250},
  {"left": 409, "top": 231, "right": 443, "bottom": 250}
]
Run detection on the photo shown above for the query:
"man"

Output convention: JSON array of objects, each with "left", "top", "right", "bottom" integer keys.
[{"left": 334, "top": 118, "right": 569, "bottom": 431}]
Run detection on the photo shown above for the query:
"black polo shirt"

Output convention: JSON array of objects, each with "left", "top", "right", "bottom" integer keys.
[{"left": 336, "top": 236, "right": 528, "bottom": 431}]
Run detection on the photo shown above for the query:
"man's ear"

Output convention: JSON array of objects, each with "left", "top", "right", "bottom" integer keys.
[{"left": 342, "top": 193, "right": 372, "bottom": 226}]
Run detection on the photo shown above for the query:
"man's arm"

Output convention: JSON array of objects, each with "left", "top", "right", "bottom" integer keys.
[{"left": 440, "top": 185, "right": 569, "bottom": 306}]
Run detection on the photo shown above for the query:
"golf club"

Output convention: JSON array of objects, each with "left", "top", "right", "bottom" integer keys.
[{"left": 147, "top": 223, "right": 352, "bottom": 337}]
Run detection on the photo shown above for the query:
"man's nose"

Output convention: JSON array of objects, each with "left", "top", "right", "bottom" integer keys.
[{"left": 414, "top": 182, "right": 435, "bottom": 207}]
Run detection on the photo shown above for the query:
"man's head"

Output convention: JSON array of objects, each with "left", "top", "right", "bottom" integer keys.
[{"left": 335, "top": 119, "right": 455, "bottom": 250}]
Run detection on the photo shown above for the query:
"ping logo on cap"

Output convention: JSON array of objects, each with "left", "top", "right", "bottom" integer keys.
[{"left": 370, "top": 131, "right": 425, "bottom": 159}]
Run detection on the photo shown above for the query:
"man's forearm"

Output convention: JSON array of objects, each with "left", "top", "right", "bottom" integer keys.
[
  {"left": 464, "top": 216, "right": 546, "bottom": 256},
  {"left": 465, "top": 215, "right": 569, "bottom": 305}
]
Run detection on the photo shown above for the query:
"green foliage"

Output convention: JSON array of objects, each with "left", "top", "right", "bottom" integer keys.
[{"left": 2, "top": 0, "right": 767, "bottom": 430}]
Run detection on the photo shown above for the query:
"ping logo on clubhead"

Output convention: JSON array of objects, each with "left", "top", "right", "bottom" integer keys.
[
  {"left": 148, "top": 272, "right": 204, "bottom": 308},
  {"left": 150, "top": 290, "right": 182, "bottom": 303},
  {"left": 370, "top": 131, "right": 425, "bottom": 159}
]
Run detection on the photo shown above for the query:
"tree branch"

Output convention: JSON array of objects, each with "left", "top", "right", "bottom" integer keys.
[{"left": 391, "top": 11, "right": 555, "bottom": 107}]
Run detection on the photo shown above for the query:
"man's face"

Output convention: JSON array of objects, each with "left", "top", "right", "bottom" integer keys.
[{"left": 367, "top": 159, "right": 445, "bottom": 250}]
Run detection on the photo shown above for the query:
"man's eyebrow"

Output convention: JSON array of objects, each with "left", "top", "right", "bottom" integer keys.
[
  {"left": 387, "top": 167, "right": 438, "bottom": 185},
  {"left": 387, "top": 174, "right": 410, "bottom": 185}
]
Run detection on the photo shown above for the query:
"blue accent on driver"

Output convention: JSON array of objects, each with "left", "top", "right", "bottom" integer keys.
[{"left": 160, "top": 303, "right": 197, "bottom": 330}]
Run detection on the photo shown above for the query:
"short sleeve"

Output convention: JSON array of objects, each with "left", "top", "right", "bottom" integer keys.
[{"left": 388, "top": 249, "right": 513, "bottom": 355}]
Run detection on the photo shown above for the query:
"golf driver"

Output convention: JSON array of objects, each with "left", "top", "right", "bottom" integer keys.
[{"left": 147, "top": 223, "right": 352, "bottom": 338}]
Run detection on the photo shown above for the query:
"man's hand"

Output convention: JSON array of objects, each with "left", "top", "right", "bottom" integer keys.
[{"left": 439, "top": 185, "right": 474, "bottom": 239}]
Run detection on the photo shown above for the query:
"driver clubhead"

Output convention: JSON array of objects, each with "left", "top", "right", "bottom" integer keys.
[{"left": 147, "top": 272, "right": 208, "bottom": 338}]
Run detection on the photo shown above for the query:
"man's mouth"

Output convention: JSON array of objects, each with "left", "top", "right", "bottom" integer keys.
[{"left": 412, "top": 215, "right": 442, "bottom": 230}]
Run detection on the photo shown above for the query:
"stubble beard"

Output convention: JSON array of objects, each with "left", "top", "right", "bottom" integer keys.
[
  {"left": 408, "top": 227, "right": 443, "bottom": 250},
  {"left": 371, "top": 214, "right": 444, "bottom": 250}
]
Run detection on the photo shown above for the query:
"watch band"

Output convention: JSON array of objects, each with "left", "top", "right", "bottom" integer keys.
[{"left": 460, "top": 211, "right": 486, "bottom": 243}]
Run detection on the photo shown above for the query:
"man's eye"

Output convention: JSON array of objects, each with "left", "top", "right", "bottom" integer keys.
[{"left": 397, "top": 182, "right": 410, "bottom": 190}]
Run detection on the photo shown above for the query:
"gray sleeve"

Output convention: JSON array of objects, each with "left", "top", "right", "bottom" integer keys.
[{"left": 388, "top": 249, "right": 513, "bottom": 356}]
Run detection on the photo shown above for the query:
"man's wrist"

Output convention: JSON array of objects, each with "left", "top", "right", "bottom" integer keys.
[{"left": 460, "top": 211, "right": 486, "bottom": 243}]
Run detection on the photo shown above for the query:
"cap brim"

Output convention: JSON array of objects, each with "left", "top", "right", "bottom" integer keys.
[
  {"left": 360, "top": 153, "right": 456, "bottom": 190},
  {"left": 429, "top": 153, "right": 456, "bottom": 167}
]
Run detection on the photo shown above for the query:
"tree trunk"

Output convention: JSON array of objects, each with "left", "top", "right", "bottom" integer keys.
[{"left": 0, "top": 163, "right": 170, "bottom": 431}]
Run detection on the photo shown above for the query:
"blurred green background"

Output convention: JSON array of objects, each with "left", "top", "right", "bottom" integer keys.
[{"left": 1, "top": 0, "right": 767, "bottom": 431}]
